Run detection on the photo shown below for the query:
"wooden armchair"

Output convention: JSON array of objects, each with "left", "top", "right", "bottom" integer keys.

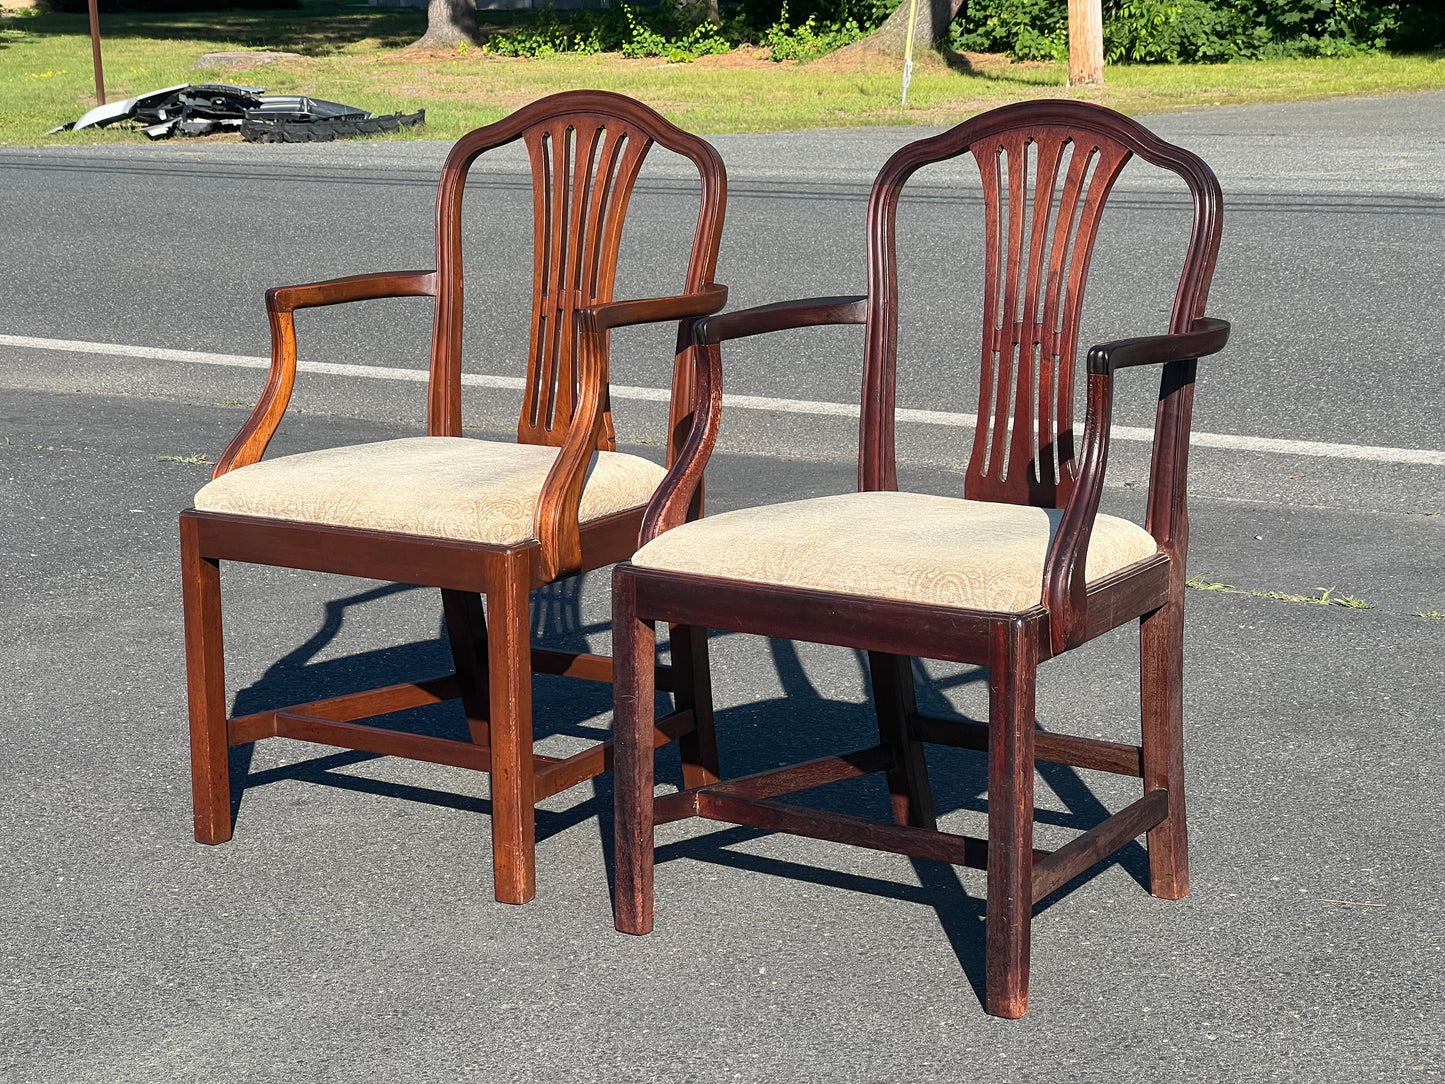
[
  {"left": 610, "top": 101, "right": 1229, "bottom": 1016},
  {"left": 180, "top": 91, "right": 726, "bottom": 904}
]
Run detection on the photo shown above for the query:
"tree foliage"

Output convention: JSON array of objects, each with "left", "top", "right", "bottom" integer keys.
[
  {"left": 477, "top": 0, "right": 1444, "bottom": 62},
  {"left": 951, "top": 0, "right": 1445, "bottom": 63}
]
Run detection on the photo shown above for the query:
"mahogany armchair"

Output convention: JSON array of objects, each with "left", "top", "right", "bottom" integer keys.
[
  {"left": 611, "top": 101, "right": 1229, "bottom": 1016},
  {"left": 181, "top": 91, "right": 725, "bottom": 904}
]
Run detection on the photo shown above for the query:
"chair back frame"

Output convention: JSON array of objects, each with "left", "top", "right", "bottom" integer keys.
[
  {"left": 860, "top": 100, "right": 1222, "bottom": 559},
  {"left": 429, "top": 91, "right": 727, "bottom": 452}
]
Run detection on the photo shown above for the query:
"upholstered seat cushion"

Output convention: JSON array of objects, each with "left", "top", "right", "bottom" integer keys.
[
  {"left": 632, "top": 491, "right": 1159, "bottom": 613},
  {"left": 194, "top": 436, "right": 667, "bottom": 546}
]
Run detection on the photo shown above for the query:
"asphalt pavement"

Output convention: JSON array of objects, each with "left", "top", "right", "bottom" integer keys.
[{"left": 1, "top": 91, "right": 1442, "bottom": 1082}]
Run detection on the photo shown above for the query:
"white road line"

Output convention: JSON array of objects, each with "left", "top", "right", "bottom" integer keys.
[{"left": 4, "top": 333, "right": 1443, "bottom": 467}]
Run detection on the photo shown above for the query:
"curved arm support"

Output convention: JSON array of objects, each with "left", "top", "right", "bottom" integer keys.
[
  {"left": 635, "top": 296, "right": 869, "bottom": 547},
  {"left": 212, "top": 270, "right": 437, "bottom": 478},
  {"left": 1042, "top": 316, "right": 1230, "bottom": 655},
  {"left": 532, "top": 286, "right": 727, "bottom": 581},
  {"left": 641, "top": 334, "right": 722, "bottom": 547}
]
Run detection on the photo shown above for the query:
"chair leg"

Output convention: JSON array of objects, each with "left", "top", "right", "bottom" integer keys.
[
  {"left": 868, "top": 651, "right": 936, "bottom": 830},
  {"left": 1141, "top": 599, "right": 1189, "bottom": 900},
  {"left": 613, "top": 570, "right": 657, "bottom": 935},
  {"left": 670, "top": 623, "right": 719, "bottom": 788},
  {"left": 985, "top": 617, "right": 1037, "bottom": 1019},
  {"left": 442, "top": 589, "right": 491, "bottom": 747},
  {"left": 181, "top": 515, "right": 232, "bottom": 845},
  {"left": 487, "top": 561, "right": 536, "bottom": 905}
]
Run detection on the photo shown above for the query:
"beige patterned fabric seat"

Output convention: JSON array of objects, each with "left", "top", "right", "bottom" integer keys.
[
  {"left": 194, "top": 436, "right": 668, "bottom": 545},
  {"left": 632, "top": 490, "right": 1159, "bottom": 613}
]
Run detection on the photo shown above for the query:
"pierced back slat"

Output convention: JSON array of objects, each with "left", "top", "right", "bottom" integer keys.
[
  {"left": 1018, "top": 135, "right": 1067, "bottom": 491},
  {"left": 965, "top": 128, "right": 1130, "bottom": 506},
  {"left": 1036, "top": 143, "right": 1097, "bottom": 485},
  {"left": 519, "top": 116, "right": 652, "bottom": 448},
  {"left": 428, "top": 92, "right": 724, "bottom": 450}
]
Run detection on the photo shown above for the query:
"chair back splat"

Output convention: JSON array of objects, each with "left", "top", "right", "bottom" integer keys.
[
  {"left": 429, "top": 95, "right": 727, "bottom": 451},
  {"left": 860, "top": 101, "right": 1222, "bottom": 532}
]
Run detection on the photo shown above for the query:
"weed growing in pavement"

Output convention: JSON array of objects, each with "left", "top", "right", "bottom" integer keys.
[
  {"left": 1327, "top": 593, "right": 1374, "bottom": 609},
  {"left": 1186, "top": 578, "right": 1376, "bottom": 610},
  {"left": 1184, "top": 578, "right": 1234, "bottom": 591}
]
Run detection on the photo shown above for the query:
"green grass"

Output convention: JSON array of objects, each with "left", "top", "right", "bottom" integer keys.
[{"left": 2, "top": 0, "right": 1444, "bottom": 143}]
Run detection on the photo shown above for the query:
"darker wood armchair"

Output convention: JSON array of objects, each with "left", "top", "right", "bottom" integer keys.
[
  {"left": 181, "top": 91, "right": 726, "bottom": 904},
  {"left": 610, "top": 100, "right": 1229, "bottom": 1016}
]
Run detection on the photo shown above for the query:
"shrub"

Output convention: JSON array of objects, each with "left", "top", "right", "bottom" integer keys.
[
  {"left": 764, "top": 2, "right": 865, "bottom": 61},
  {"left": 950, "top": 0, "right": 1069, "bottom": 60},
  {"left": 620, "top": 5, "right": 731, "bottom": 61},
  {"left": 483, "top": 10, "right": 608, "bottom": 57},
  {"left": 484, "top": 4, "right": 734, "bottom": 62},
  {"left": 1106, "top": 0, "right": 1256, "bottom": 63}
]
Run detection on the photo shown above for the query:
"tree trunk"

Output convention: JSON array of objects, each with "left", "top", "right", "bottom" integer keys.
[
  {"left": 674, "top": 0, "right": 721, "bottom": 28},
  {"left": 1067, "top": 0, "right": 1104, "bottom": 85},
  {"left": 412, "top": 0, "right": 479, "bottom": 48},
  {"left": 844, "top": 0, "right": 965, "bottom": 55}
]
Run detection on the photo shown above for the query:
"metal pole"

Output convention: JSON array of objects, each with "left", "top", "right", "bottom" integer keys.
[
  {"left": 87, "top": 0, "right": 105, "bottom": 106},
  {"left": 900, "top": 0, "right": 919, "bottom": 106}
]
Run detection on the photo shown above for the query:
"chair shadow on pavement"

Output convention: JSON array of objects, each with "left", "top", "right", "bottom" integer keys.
[
  {"left": 222, "top": 577, "right": 1151, "bottom": 999},
  {"left": 645, "top": 635, "right": 1151, "bottom": 1004},
  {"left": 224, "top": 575, "right": 615, "bottom": 847}
]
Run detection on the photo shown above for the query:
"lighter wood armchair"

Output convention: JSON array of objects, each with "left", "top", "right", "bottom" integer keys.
[
  {"left": 181, "top": 91, "right": 726, "bottom": 904},
  {"left": 611, "top": 101, "right": 1228, "bottom": 1015}
]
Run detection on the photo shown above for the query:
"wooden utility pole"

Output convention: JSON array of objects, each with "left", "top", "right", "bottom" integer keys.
[
  {"left": 87, "top": 0, "right": 105, "bottom": 105},
  {"left": 1068, "top": 0, "right": 1103, "bottom": 86}
]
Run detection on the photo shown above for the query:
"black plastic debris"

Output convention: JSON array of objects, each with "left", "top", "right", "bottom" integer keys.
[
  {"left": 241, "top": 105, "right": 426, "bottom": 143},
  {"left": 48, "top": 83, "right": 424, "bottom": 143}
]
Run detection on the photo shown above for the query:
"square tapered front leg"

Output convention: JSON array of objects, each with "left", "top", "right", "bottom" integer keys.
[
  {"left": 985, "top": 616, "right": 1038, "bottom": 1019},
  {"left": 613, "top": 566, "right": 658, "bottom": 935}
]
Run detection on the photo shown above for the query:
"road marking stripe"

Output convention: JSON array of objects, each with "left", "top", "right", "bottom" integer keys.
[{"left": 4, "top": 333, "right": 1443, "bottom": 466}]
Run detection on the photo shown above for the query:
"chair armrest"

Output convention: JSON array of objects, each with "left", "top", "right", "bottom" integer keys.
[
  {"left": 576, "top": 284, "right": 728, "bottom": 334},
  {"left": 1043, "top": 315, "right": 1230, "bottom": 654},
  {"left": 632, "top": 295, "right": 867, "bottom": 547},
  {"left": 1086, "top": 317, "right": 1229, "bottom": 374},
  {"left": 213, "top": 271, "right": 438, "bottom": 478},
  {"left": 694, "top": 295, "right": 867, "bottom": 345},
  {"left": 266, "top": 270, "right": 438, "bottom": 314},
  {"left": 533, "top": 285, "right": 727, "bottom": 580}
]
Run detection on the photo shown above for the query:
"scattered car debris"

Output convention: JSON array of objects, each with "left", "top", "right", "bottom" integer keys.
[{"left": 48, "top": 83, "right": 424, "bottom": 142}]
